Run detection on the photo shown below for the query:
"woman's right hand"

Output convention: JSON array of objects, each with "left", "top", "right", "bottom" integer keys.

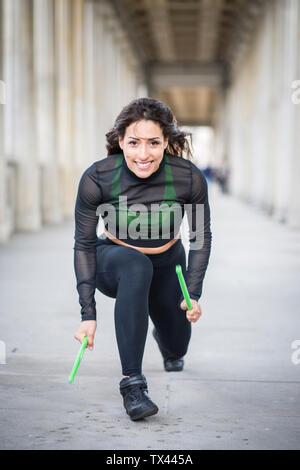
[{"left": 74, "top": 320, "right": 97, "bottom": 350}]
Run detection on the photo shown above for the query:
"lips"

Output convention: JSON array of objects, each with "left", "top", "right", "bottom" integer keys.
[{"left": 135, "top": 161, "right": 153, "bottom": 170}]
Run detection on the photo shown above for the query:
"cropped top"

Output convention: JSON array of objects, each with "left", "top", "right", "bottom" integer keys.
[{"left": 74, "top": 152, "right": 212, "bottom": 321}]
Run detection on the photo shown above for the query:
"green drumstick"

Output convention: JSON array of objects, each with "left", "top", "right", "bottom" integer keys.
[
  {"left": 68, "top": 336, "right": 88, "bottom": 383},
  {"left": 176, "top": 265, "right": 193, "bottom": 311}
]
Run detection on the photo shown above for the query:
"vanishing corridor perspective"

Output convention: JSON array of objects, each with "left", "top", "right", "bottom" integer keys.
[
  {"left": 0, "top": 0, "right": 300, "bottom": 451},
  {"left": 0, "top": 0, "right": 300, "bottom": 242}
]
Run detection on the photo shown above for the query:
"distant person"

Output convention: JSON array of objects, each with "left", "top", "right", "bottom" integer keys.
[
  {"left": 202, "top": 165, "right": 213, "bottom": 186},
  {"left": 215, "top": 163, "right": 229, "bottom": 194},
  {"left": 73, "top": 98, "right": 212, "bottom": 421}
]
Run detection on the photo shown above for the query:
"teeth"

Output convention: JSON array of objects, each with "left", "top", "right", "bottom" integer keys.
[{"left": 136, "top": 161, "right": 152, "bottom": 168}]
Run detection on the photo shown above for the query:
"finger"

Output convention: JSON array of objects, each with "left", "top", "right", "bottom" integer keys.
[
  {"left": 75, "top": 331, "right": 87, "bottom": 344},
  {"left": 74, "top": 333, "right": 83, "bottom": 343},
  {"left": 180, "top": 300, "right": 187, "bottom": 310},
  {"left": 87, "top": 334, "right": 94, "bottom": 350},
  {"left": 186, "top": 307, "right": 197, "bottom": 315},
  {"left": 187, "top": 314, "right": 198, "bottom": 321},
  {"left": 186, "top": 309, "right": 200, "bottom": 322},
  {"left": 188, "top": 316, "right": 199, "bottom": 323}
]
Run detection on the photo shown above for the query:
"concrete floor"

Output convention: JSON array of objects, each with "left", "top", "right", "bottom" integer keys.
[{"left": 0, "top": 188, "right": 300, "bottom": 450}]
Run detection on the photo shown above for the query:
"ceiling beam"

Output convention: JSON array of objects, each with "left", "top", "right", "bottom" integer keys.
[
  {"left": 197, "top": 0, "right": 223, "bottom": 61},
  {"left": 143, "top": 0, "right": 176, "bottom": 62},
  {"left": 130, "top": 1, "right": 224, "bottom": 12},
  {"left": 150, "top": 62, "right": 226, "bottom": 91},
  {"left": 110, "top": 0, "right": 148, "bottom": 65}
]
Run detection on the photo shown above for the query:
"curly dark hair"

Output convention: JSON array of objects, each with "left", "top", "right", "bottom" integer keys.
[{"left": 105, "top": 97, "right": 193, "bottom": 160}]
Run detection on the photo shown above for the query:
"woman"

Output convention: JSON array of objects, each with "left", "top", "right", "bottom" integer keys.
[{"left": 73, "top": 98, "right": 212, "bottom": 421}]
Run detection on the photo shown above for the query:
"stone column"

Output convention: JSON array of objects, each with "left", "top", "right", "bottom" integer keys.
[
  {"left": 102, "top": 6, "right": 117, "bottom": 132},
  {"left": 271, "top": 0, "right": 292, "bottom": 222},
  {"left": 72, "top": 0, "right": 87, "bottom": 177},
  {"left": 34, "top": 0, "right": 62, "bottom": 225},
  {"left": 55, "top": 0, "right": 74, "bottom": 218},
  {"left": 101, "top": 2, "right": 131, "bottom": 131},
  {"left": 94, "top": 1, "right": 108, "bottom": 157},
  {"left": 13, "top": 0, "right": 41, "bottom": 232},
  {"left": 82, "top": 0, "right": 95, "bottom": 165},
  {"left": 96, "top": 1, "right": 143, "bottom": 136},
  {"left": 113, "top": 28, "right": 123, "bottom": 118},
  {"left": 213, "top": 89, "right": 228, "bottom": 170},
  {"left": 287, "top": 0, "right": 300, "bottom": 227},
  {"left": 1, "top": 0, "right": 18, "bottom": 240},
  {"left": 264, "top": 3, "right": 278, "bottom": 216},
  {"left": 0, "top": 0, "right": 7, "bottom": 242}
]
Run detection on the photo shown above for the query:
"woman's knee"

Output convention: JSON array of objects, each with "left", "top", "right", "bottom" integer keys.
[
  {"left": 166, "top": 331, "right": 191, "bottom": 358},
  {"left": 118, "top": 248, "right": 153, "bottom": 279}
]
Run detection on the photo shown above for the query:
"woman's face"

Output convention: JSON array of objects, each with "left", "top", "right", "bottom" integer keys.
[{"left": 119, "top": 120, "right": 168, "bottom": 178}]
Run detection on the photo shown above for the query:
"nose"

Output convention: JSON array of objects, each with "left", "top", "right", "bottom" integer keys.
[{"left": 139, "top": 142, "right": 149, "bottom": 160}]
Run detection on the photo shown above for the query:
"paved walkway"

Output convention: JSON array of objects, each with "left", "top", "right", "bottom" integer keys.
[{"left": 1, "top": 188, "right": 300, "bottom": 450}]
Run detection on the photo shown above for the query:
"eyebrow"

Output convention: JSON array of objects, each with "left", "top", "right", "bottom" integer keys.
[{"left": 128, "top": 136, "right": 161, "bottom": 141}]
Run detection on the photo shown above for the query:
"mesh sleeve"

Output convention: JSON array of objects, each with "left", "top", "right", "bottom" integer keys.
[
  {"left": 73, "top": 170, "right": 102, "bottom": 321},
  {"left": 179, "top": 165, "right": 212, "bottom": 305}
]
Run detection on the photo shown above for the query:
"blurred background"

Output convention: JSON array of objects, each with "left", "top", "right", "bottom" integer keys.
[
  {"left": 0, "top": 0, "right": 299, "bottom": 240},
  {"left": 1, "top": 1, "right": 300, "bottom": 450}
]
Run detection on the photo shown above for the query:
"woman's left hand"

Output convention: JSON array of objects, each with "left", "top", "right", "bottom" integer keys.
[{"left": 180, "top": 298, "right": 202, "bottom": 323}]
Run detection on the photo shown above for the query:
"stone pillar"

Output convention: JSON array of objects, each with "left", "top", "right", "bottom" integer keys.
[
  {"left": 0, "top": 0, "right": 7, "bottom": 242},
  {"left": 83, "top": 0, "right": 97, "bottom": 165},
  {"left": 213, "top": 89, "right": 228, "bottom": 170},
  {"left": 96, "top": 1, "right": 143, "bottom": 139},
  {"left": 102, "top": 6, "right": 118, "bottom": 132},
  {"left": 13, "top": 0, "right": 41, "bottom": 232},
  {"left": 271, "top": 0, "right": 294, "bottom": 223},
  {"left": 225, "top": 78, "right": 248, "bottom": 199},
  {"left": 113, "top": 28, "right": 124, "bottom": 118},
  {"left": 34, "top": 0, "right": 62, "bottom": 225},
  {"left": 250, "top": 9, "right": 271, "bottom": 210},
  {"left": 55, "top": 0, "right": 74, "bottom": 218},
  {"left": 1, "top": 0, "right": 18, "bottom": 240},
  {"left": 94, "top": 2, "right": 107, "bottom": 157},
  {"left": 287, "top": 0, "right": 300, "bottom": 227},
  {"left": 72, "top": 0, "right": 86, "bottom": 173},
  {"left": 263, "top": 3, "right": 278, "bottom": 216}
]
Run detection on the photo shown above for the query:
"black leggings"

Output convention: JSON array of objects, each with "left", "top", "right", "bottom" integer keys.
[{"left": 95, "top": 238, "right": 191, "bottom": 376}]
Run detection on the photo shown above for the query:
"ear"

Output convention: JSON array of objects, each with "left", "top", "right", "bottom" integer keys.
[
  {"left": 164, "top": 137, "right": 169, "bottom": 150},
  {"left": 118, "top": 136, "right": 124, "bottom": 150}
]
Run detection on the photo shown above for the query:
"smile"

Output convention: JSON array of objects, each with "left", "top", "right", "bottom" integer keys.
[{"left": 135, "top": 161, "right": 153, "bottom": 170}]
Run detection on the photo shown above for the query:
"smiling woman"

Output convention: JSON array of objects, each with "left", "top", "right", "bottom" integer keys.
[
  {"left": 105, "top": 97, "right": 193, "bottom": 161},
  {"left": 124, "top": 122, "right": 164, "bottom": 172},
  {"left": 73, "top": 97, "right": 212, "bottom": 421},
  {"left": 119, "top": 120, "right": 168, "bottom": 177}
]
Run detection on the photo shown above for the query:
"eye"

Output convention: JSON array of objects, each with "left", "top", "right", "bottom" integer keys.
[
  {"left": 129, "top": 140, "right": 138, "bottom": 146},
  {"left": 151, "top": 141, "right": 160, "bottom": 146}
]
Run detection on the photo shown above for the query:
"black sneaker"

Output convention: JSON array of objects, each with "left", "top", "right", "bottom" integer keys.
[
  {"left": 164, "top": 357, "right": 184, "bottom": 372},
  {"left": 119, "top": 374, "right": 159, "bottom": 421},
  {"left": 152, "top": 328, "right": 184, "bottom": 372}
]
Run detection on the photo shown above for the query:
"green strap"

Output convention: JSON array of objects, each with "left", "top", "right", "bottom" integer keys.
[
  {"left": 109, "top": 154, "right": 178, "bottom": 237},
  {"left": 163, "top": 155, "right": 177, "bottom": 202}
]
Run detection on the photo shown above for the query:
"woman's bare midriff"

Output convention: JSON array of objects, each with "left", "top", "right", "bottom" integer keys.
[{"left": 104, "top": 228, "right": 179, "bottom": 254}]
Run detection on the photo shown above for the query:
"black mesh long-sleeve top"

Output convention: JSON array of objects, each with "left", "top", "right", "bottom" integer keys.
[{"left": 74, "top": 152, "right": 212, "bottom": 321}]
